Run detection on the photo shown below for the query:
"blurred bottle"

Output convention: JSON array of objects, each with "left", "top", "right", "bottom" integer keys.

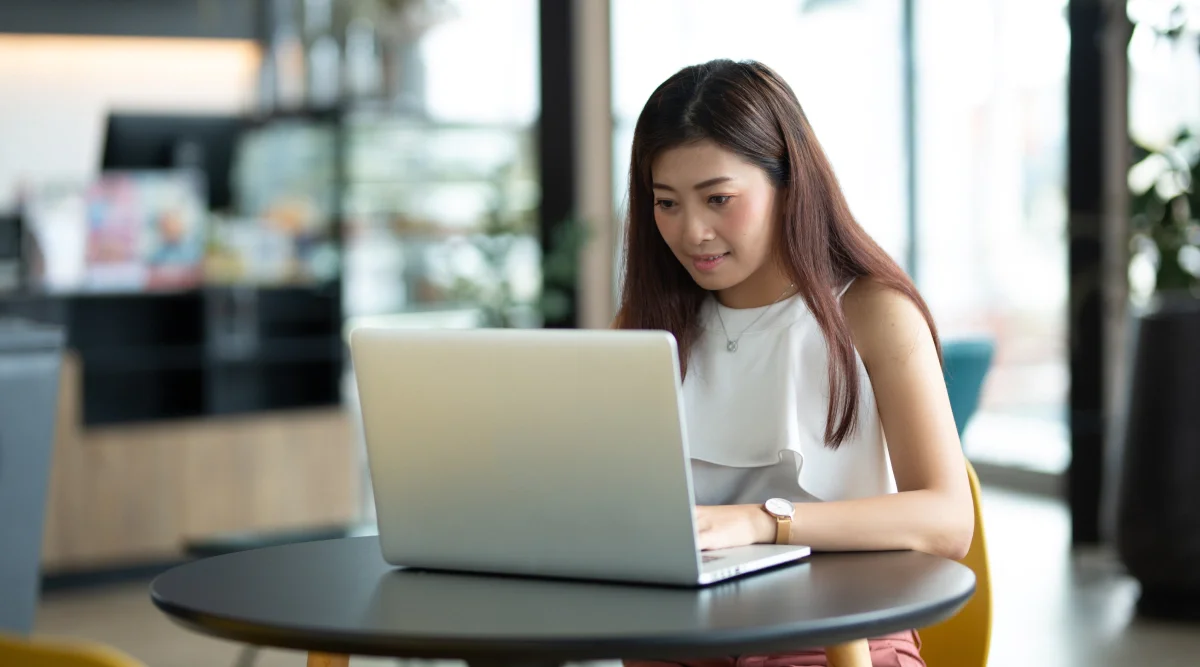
[
  {"left": 272, "top": 0, "right": 307, "bottom": 110},
  {"left": 344, "top": 17, "right": 382, "bottom": 100},
  {"left": 305, "top": 0, "right": 341, "bottom": 108}
]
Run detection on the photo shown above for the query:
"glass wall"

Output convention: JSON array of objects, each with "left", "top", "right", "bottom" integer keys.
[
  {"left": 340, "top": 0, "right": 542, "bottom": 329},
  {"left": 915, "top": 0, "right": 1070, "bottom": 473}
]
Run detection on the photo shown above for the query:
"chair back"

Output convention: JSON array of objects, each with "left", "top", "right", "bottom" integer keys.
[
  {"left": 942, "top": 339, "right": 995, "bottom": 437},
  {"left": 918, "top": 461, "right": 993, "bottom": 667},
  {"left": 0, "top": 633, "right": 146, "bottom": 667}
]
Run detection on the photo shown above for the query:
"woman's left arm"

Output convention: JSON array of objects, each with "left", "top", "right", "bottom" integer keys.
[{"left": 697, "top": 280, "right": 975, "bottom": 559}]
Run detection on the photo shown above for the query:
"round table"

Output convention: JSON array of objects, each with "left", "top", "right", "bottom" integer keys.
[{"left": 150, "top": 536, "right": 975, "bottom": 667}]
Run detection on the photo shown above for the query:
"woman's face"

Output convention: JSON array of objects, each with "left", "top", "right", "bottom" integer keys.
[{"left": 651, "top": 139, "right": 786, "bottom": 308}]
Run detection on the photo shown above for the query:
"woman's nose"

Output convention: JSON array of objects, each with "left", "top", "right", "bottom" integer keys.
[{"left": 682, "top": 212, "right": 716, "bottom": 245}]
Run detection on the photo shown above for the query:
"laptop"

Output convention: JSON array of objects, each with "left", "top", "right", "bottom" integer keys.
[{"left": 349, "top": 326, "right": 811, "bottom": 587}]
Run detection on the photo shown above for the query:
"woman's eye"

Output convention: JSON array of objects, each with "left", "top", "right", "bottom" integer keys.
[
  {"left": 655, "top": 199, "right": 676, "bottom": 210},
  {"left": 709, "top": 195, "right": 731, "bottom": 206}
]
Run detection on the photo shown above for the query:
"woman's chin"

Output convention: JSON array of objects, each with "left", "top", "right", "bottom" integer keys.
[{"left": 687, "top": 270, "right": 740, "bottom": 293}]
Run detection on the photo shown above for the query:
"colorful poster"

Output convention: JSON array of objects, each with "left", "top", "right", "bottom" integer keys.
[
  {"left": 84, "top": 174, "right": 144, "bottom": 290},
  {"left": 137, "top": 172, "right": 207, "bottom": 289},
  {"left": 82, "top": 171, "right": 207, "bottom": 292}
]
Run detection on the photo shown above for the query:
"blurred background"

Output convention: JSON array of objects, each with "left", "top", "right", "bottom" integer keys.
[{"left": 0, "top": 1, "right": 1198, "bottom": 666}]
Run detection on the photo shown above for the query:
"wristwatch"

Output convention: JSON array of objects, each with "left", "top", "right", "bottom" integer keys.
[{"left": 763, "top": 498, "right": 795, "bottom": 545}]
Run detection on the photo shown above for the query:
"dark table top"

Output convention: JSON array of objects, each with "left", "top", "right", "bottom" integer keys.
[{"left": 150, "top": 536, "right": 975, "bottom": 663}]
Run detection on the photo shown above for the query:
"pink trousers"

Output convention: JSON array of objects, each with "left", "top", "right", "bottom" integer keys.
[{"left": 623, "top": 630, "right": 924, "bottom": 667}]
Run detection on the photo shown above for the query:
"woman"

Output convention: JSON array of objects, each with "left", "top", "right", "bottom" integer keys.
[{"left": 615, "top": 59, "right": 974, "bottom": 667}]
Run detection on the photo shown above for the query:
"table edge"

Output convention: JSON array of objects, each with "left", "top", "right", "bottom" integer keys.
[{"left": 149, "top": 576, "right": 976, "bottom": 661}]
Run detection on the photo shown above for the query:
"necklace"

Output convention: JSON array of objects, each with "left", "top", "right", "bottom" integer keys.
[{"left": 714, "top": 283, "right": 795, "bottom": 353}]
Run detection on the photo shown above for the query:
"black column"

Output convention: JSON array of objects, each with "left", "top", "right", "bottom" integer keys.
[
  {"left": 1066, "top": 0, "right": 1110, "bottom": 546},
  {"left": 538, "top": 0, "right": 579, "bottom": 329}
]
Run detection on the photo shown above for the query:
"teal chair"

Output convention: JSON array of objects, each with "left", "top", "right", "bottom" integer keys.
[{"left": 942, "top": 338, "right": 995, "bottom": 436}]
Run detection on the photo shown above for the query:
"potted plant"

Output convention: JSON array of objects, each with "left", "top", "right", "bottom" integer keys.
[
  {"left": 1127, "top": 131, "right": 1200, "bottom": 301},
  {"left": 1114, "top": 2, "right": 1200, "bottom": 621}
]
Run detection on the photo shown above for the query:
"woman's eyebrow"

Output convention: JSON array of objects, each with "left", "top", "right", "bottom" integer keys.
[{"left": 651, "top": 176, "right": 734, "bottom": 191}]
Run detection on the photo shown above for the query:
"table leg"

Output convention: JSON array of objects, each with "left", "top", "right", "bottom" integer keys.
[
  {"left": 307, "top": 653, "right": 350, "bottom": 667},
  {"left": 232, "top": 645, "right": 259, "bottom": 667},
  {"left": 824, "top": 639, "right": 871, "bottom": 667}
]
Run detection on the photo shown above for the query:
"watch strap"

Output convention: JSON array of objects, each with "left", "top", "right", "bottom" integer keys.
[{"left": 774, "top": 515, "right": 791, "bottom": 545}]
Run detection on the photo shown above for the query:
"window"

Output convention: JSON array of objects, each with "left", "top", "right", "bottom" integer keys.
[{"left": 915, "top": 0, "right": 1070, "bottom": 473}]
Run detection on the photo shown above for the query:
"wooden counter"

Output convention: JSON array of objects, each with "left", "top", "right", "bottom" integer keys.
[{"left": 40, "top": 352, "right": 361, "bottom": 573}]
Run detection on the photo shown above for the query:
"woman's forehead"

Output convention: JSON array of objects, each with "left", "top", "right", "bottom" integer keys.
[{"left": 650, "top": 141, "right": 756, "bottom": 183}]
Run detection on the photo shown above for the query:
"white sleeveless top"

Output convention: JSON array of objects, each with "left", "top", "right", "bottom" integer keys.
[{"left": 683, "top": 286, "right": 897, "bottom": 506}]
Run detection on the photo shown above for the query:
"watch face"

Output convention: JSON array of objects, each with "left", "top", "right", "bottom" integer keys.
[{"left": 765, "top": 497, "right": 795, "bottom": 517}]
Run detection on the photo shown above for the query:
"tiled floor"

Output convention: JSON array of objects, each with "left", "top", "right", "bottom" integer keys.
[
  {"left": 978, "top": 488, "right": 1199, "bottom": 666},
  {"left": 33, "top": 486, "right": 1200, "bottom": 667}
]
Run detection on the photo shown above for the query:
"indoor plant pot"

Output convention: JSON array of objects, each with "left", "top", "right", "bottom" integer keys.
[{"left": 1115, "top": 290, "right": 1200, "bottom": 620}]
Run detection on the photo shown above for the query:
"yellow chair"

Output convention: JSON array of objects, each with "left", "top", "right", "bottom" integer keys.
[
  {"left": 918, "top": 460, "right": 993, "bottom": 667},
  {"left": 0, "top": 633, "right": 145, "bottom": 667}
]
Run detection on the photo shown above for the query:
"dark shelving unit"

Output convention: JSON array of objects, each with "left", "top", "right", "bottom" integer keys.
[{"left": 0, "top": 285, "right": 343, "bottom": 426}]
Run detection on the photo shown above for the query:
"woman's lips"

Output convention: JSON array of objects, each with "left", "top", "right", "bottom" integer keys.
[{"left": 692, "top": 252, "right": 730, "bottom": 272}]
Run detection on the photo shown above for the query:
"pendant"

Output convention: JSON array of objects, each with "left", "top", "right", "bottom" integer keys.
[{"left": 727, "top": 340, "right": 738, "bottom": 352}]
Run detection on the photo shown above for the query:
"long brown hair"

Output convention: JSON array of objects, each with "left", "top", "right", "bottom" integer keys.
[{"left": 614, "top": 59, "right": 941, "bottom": 449}]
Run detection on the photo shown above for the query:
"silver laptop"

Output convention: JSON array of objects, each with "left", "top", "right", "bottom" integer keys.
[{"left": 349, "top": 326, "right": 811, "bottom": 587}]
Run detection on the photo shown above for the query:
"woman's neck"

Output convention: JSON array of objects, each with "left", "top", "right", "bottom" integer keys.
[{"left": 715, "top": 268, "right": 797, "bottom": 309}]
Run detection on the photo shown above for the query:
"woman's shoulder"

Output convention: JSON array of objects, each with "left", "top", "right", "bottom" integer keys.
[
  {"left": 841, "top": 276, "right": 906, "bottom": 312},
  {"left": 840, "top": 277, "right": 935, "bottom": 370}
]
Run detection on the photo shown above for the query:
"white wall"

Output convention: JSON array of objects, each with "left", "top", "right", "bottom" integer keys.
[{"left": 0, "top": 35, "right": 261, "bottom": 210}]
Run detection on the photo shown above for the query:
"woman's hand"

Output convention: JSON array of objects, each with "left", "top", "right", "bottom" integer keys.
[{"left": 694, "top": 504, "right": 776, "bottom": 551}]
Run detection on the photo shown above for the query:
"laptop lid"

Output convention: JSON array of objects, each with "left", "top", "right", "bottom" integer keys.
[{"left": 350, "top": 327, "right": 706, "bottom": 586}]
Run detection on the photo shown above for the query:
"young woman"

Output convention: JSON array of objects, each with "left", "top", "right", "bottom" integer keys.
[{"left": 614, "top": 59, "right": 974, "bottom": 667}]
